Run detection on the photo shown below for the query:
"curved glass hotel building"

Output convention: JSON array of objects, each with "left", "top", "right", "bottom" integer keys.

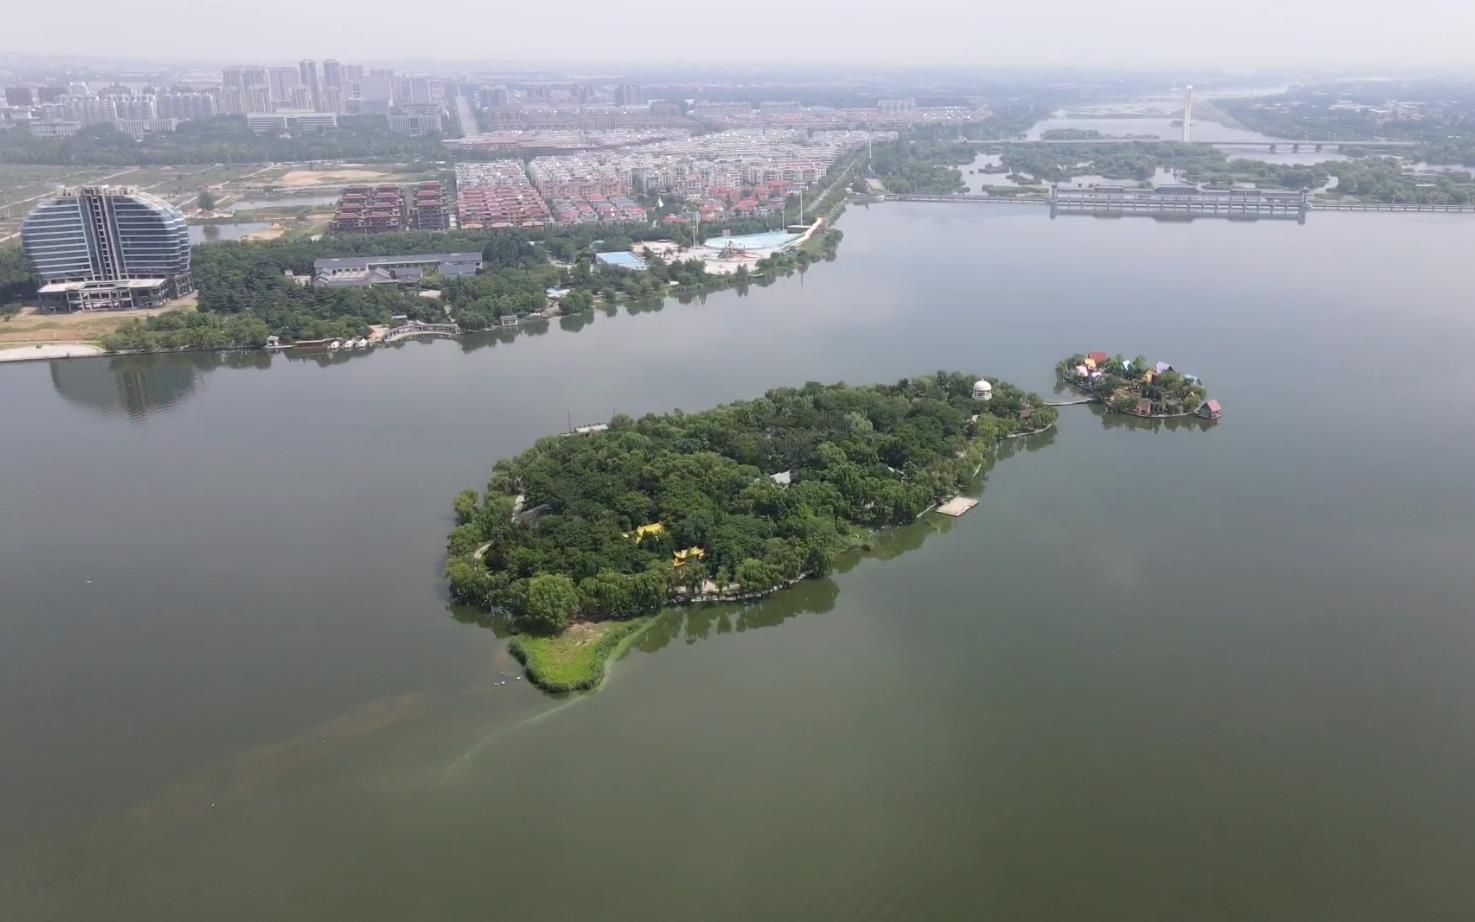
[{"left": 22, "top": 186, "right": 193, "bottom": 311}]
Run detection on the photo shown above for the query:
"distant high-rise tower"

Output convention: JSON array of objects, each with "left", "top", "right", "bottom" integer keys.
[
  {"left": 268, "top": 66, "right": 301, "bottom": 106},
  {"left": 322, "top": 59, "right": 344, "bottom": 112},
  {"left": 1182, "top": 84, "right": 1194, "bottom": 143},
  {"left": 299, "top": 59, "right": 322, "bottom": 111}
]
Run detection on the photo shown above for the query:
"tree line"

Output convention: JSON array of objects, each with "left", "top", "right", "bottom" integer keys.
[
  {"left": 101, "top": 219, "right": 846, "bottom": 351},
  {"left": 0, "top": 116, "right": 447, "bottom": 166}
]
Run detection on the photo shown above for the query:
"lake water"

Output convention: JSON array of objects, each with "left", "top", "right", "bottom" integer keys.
[{"left": 6, "top": 204, "right": 1475, "bottom": 920}]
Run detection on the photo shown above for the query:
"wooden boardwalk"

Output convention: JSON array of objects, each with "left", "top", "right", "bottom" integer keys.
[{"left": 935, "top": 497, "right": 979, "bottom": 517}]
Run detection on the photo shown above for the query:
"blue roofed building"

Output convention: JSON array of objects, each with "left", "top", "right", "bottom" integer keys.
[{"left": 595, "top": 251, "right": 648, "bottom": 271}]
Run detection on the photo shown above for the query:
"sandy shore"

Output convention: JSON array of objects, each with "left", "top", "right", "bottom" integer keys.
[{"left": 0, "top": 342, "right": 107, "bottom": 362}]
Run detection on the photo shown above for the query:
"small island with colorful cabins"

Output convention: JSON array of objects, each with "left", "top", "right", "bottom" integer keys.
[{"left": 1056, "top": 351, "right": 1222, "bottom": 421}]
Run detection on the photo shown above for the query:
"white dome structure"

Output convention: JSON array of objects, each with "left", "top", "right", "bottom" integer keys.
[{"left": 972, "top": 379, "right": 993, "bottom": 401}]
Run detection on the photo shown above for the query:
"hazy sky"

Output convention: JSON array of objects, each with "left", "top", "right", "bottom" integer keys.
[{"left": 6, "top": 0, "right": 1475, "bottom": 73}]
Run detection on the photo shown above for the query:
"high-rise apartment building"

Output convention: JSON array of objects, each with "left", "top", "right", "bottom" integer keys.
[
  {"left": 299, "top": 59, "right": 322, "bottom": 111},
  {"left": 268, "top": 66, "right": 301, "bottom": 106},
  {"left": 615, "top": 84, "right": 643, "bottom": 106},
  {"left": 156, "top": 92, "right": 217, "bottom": 121},
  {"left": 353, "top": 76, "right": 395, "bottom": 115},
  {"left": 322, "top": 59, "right": 344, "bottom": 112},
  {"left": 401, "top": 76, "right": 433, "bottom": 106},
  {"left": 66, "top": 97, "right": 119, "bottom": 124},
  {"left": 22, "top": 186, "right": 193, "bottom": 312},
  {"left": 222, "top": 66, "right": 272, "bottom": 114}
]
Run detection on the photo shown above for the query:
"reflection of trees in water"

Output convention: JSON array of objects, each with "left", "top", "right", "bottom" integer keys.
[
  {"left": 449, "top": 604, "right": 516, "bottom": 638},
  {"left": 1092, "top": 404, "right": 1217, "bottom": 433},
  {"left": 558, "top": 312, "right": 594, "bottom": 334},
  {"left": 458, "top": 328, "right": 520, "bottom": 355},
  {"left": 50, "top": 351, "right": 268, "bottom": 419},
  {"left": 623, "top": 298, "right": 666, "bottom": 317},
  {"left": 637, "top": 577, "right": 842, "bottom": 653},
  {"left": 282, "top": 346, "right": 380, "bottom": 369}
]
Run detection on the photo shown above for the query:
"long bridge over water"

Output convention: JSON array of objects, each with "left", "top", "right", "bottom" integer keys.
[{"left": 987, "top": 138, "right": 1420, "bottom": 153}]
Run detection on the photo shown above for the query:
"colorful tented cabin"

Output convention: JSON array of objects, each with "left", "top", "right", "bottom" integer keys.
[
  {"left": 1087, "top": 351, "right": 1109, "bottom": 365},
  {"left": 1197, "top": 399, "right": 1222, "bottom": 420},
  {"left": 1134, "top": 399, "right": 1154, "bottom": 417}
]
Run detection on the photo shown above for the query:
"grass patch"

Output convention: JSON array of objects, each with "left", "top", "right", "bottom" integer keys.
[
  {"left": 508, "top": 618, "right": 652, "bottom": 693},
  {"left": 0, "top": 298, "right": 196, "bottom": 346}
]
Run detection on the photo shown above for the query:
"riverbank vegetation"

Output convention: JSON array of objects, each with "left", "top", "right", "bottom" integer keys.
[
  {"left": 1002, "top": 141, "right": 1330, "bottom": 190},
  {"left": 445, "top": 374, "right": 1053, "bottom": 689},
  {"left": 998, "top": 138, "right": 1475, "bottom": 205},
  {"left": 1056, "top": 352, "right": 1208, "bottom": 417},
  {"left": 1322, "top": 158, "right": 1474, "bottom": 205},
  {"left": 95, "top": 218, "right": 844, "bottom": 352},
  {"left": 869, "top": 138, "right": 972, "bottom": 194}
]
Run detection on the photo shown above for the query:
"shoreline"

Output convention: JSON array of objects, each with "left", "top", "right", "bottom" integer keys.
[
  {"left": 0, "top": 342, "right": 106, "bottom": 363},
  {"left": 0, "top": 239, "right": 843, "bottom": 368}
]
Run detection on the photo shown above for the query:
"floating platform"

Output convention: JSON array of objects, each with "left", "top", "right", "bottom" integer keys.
[{"left": 935, "top": 497, "right": 979, "bottom": 518}]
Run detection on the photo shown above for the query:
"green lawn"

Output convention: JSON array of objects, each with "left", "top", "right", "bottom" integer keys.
[{"left": 509, "top": 619, "right": 652, "bottom": 692}]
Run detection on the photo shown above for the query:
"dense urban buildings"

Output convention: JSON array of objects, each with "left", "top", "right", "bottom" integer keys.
[
  {"left": 21, "top": 186, "right": 193, "bottom": 311},
  {"left": 447, "top": 126, "right": 886, "bottom": 228},
  {"left": 0, "top": 56, "right": 452, "bottom": 138},
  {"left": 454, "top": 161, "right": 552, "bottom": 228}
]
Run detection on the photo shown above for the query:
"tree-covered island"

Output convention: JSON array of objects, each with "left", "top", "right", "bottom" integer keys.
[
  {"left": 1056, "top": 352, "right": 1218, "bottom": 419},
  {"left": 446, "top": 373, "right": 1054, "bottom": 691}
]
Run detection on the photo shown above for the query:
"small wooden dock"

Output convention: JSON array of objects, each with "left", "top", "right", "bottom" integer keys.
[{"left": 935, "top": 496, "right": 979, "bottom": 518}]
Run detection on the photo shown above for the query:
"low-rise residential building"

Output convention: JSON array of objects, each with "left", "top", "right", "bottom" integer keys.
[
  {"left": 312, "top": 252, "right": 481, "bottom": 287},
  {"left": 246, "top": 110, "right": 338, "bottom": 133}
]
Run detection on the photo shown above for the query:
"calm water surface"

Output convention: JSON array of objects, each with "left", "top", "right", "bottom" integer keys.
[
  {"left": 188, "top": 221, "right": 273, "bottom": 244},
  {"left": 5, "top": 205, "right": 1475, "bottom": 920}
]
